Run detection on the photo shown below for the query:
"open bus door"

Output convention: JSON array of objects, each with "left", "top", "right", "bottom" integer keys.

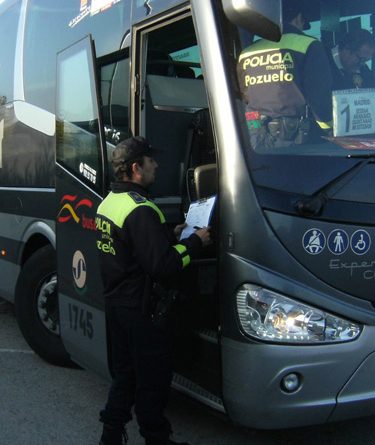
[
  {"left": 55, "top": 36, "right": 110, "bottom": 378},
  {"left": 132, "top": 9, "right": 224, "bottom": 411}
]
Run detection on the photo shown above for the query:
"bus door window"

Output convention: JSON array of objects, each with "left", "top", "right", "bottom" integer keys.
[
  {"left": 98, "top": 54, "right": 130, "bottom": 186},
  {"left": 138, "top": 15, "right": 215, "bottom": 206},
  {"left": 56, "top": 39, "right": 104, "bottom": 194}
]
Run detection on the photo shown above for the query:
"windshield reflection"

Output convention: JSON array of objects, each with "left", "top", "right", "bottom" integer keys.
[
  {"left": 232, "top": 0, "right": 375, "bottom": 156},
  {"left": 223, "top": 0, "right": 375, "bottom": 213}
]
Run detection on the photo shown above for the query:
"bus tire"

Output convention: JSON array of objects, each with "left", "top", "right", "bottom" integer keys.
[{"left": 15, "top": 245, "right": 76, "bottom": 367}]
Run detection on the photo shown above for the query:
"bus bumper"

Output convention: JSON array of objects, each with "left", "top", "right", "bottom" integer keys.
[{"left": 221, "top": 325, "right": 375, "bottom": 429}]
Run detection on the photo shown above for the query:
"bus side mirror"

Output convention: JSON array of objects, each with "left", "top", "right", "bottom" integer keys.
[{"left": 222, "top": 0, "right": 282, "bottom": 42}]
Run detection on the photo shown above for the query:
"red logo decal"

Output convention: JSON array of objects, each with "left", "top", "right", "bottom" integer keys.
[{"left": 58, "top": 195, "right": 96, "bottom": 231}]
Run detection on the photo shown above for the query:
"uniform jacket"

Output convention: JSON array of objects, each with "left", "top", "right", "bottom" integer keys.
[
  {"left": 96, "top": 181, "right": 202, "bottom": 307},
  {"left": 238, "top": 24, "right": 333, "bottom": 130},
  {"left": 329, "top": 47, "right": 375, "bottom": 90}
]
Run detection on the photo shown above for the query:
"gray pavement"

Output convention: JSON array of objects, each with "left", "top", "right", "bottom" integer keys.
[{"left": 1, "top": 298, "right": 375, "bottom": 445}]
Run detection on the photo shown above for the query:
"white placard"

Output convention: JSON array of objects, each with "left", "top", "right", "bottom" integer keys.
[{"left": 332, "top": 88, "right": 375, "bottom": 137}]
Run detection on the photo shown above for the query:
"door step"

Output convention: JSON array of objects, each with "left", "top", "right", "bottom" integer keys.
[
  {"left": 194, "top": 328, "right": 219, "bottom": 344},
  {"left": 172, "top": 373, "right": 225, "bottom": 413}
]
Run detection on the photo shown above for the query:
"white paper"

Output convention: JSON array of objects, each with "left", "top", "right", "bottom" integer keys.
[
  {"left": 180, "top": 195, "right": 216, "bottom": 240},
  {"left": 332, "top": 88, "right": 375, "bottom": 137}
]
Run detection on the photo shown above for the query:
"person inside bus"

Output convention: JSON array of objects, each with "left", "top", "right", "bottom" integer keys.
[
  {"left": 96, "top": 136, "right": 211, "bottom": 445},
  {"left": 329, "top": 28, "right": 375, "bottom": 90},
  {"left": 237, "top": 0, "right": 333, "bottom": 149}
]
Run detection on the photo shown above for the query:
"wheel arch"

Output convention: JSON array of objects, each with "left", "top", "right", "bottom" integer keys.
[{"left": 19, "top": 221, "right": 56, "bottom": 267}]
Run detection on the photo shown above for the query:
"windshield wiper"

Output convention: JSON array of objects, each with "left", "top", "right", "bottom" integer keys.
[
  {"left": 295, "top": 156, "right": 375, "bottom": 216},
  {"left": 346, "top": 153, "right": 375, "bottom": 159}
]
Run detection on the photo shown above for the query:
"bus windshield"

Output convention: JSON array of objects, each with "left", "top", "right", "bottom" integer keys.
[{"left": 223, "top": 0, "right": 375, "bottom": 222}]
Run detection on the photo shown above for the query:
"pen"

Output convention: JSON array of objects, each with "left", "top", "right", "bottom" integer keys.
[{"left": 193, "top": 226, "right": 201, "bottom": 230}]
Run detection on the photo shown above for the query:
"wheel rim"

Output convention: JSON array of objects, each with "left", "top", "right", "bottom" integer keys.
[{"left": 36, "top": 274, "right": 60, "bottom": 336}]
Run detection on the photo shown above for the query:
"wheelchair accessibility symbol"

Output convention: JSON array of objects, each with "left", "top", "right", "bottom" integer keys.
[
  {"left": 302, "top": 229, "right": 326, "bottom": 255},
  {"left": 350, "top": 230, "right": 371, "bottom": 255}
]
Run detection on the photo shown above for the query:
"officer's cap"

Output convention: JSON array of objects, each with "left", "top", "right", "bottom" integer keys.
[
  {"left": 112, "top": 136, "right": 159, "bottom": 164},
  {"left": 283, "top": 0, "right": 312, "bottom": 30},
  {"left": 112, "top": 136, "right": 160, "bottom": 177},
  {"left": 283, "top": 0, "right": 308, "bottom": 22}
]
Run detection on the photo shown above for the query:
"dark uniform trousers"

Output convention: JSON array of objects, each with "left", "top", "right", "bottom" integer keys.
[
  {"left": 96, "top": 182, "right": 202, "bottom": 443},
  {"left": 100, "top": 305, "right": 173, "bottom": 442}
]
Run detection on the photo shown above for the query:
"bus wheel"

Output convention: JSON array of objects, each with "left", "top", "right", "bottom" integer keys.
[{"left": 15, "top": 245, "right": 75, "bottom": 367}]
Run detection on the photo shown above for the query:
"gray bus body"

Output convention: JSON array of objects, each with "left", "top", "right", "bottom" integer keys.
[{"left": 1, "top": 0, "right": 375, "bottom": 429}]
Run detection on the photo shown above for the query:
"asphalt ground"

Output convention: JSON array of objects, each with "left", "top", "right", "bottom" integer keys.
[{"left": 1, "top": 298, "right": 375, "bottom": 445}]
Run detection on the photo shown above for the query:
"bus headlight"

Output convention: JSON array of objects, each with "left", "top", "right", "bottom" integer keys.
[{"left": 236, "top": 284, "right": 361, "bottom": 343}]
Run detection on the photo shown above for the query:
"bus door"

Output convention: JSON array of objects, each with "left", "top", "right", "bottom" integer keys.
[
  {"left": 55, "top": 36, "right": 110, "bottom": 377},
  {"left": 133, "top": 10, "right": 223, "bottom": 410}
]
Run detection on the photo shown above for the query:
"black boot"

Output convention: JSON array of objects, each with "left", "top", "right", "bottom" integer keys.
[{"left": 99, "top": 424, "right": 128, "bottom": 445}]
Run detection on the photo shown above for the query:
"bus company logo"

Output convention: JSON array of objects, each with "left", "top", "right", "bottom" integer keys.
[
  {"left": 58, "top": 194, "right": 96, "bottom": 231},
  {"left": 72, "top": 250, "right": 87, "bottom": 290},
  {"left": 80, "top": 0, "right": 88, "bottom": 11},
  {"left": 79, "top": 162, "right": 97, "bottom": 184},
  {"left": 69, "top": 0, "right": 121, "bottom": 28}
]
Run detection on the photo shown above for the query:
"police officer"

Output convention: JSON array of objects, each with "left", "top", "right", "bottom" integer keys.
[
  {"left": 237, "top": 0, "right": 333, "bottom": 148},
  {"left": 96, "top": 136, "right": 211, "bottom": 445}
]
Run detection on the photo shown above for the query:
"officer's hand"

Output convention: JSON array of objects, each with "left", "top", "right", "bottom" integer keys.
[
  {"left": 174, "top": 223, "right": 187, "bottom": 239},
  {"left": 195, "top": 227, "right": 212, "bottom": 247}
]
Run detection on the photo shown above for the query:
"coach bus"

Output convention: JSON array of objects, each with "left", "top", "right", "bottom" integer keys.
[{"left": 1, "top": 0, "right": 375, "bottom": 429}]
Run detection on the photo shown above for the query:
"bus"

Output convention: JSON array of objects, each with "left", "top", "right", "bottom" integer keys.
[{"left": 1, "top": 0, "right": 375, "bottom": 430}]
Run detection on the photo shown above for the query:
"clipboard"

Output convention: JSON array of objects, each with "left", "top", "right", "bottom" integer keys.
[{"left": 180, "top": 195, "right": 216, "bottom": 240}]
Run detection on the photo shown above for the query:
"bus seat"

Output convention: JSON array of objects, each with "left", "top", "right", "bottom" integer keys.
[
  {"left": 175, "top": 65, "right": 195, "bottom": 78},
  {"left": 182, "top": 108, "right": 216, "bottom": 206},
  {"left": 147, "top": 50, "right": 175, "bottom": 76},
  {"left": 145, "top": 75, "right": 208, "bottom": 198},
  {"left": 184, "top": 108, "right": 216, "bottom": 168},
  {"left": 146, "top": 75, "right": 207, "bottom": 110},
  {"left": 190, "top": 163, "right": 218, "bottom": 258},
  {"left": 193, "top": 163, "right": 217, "bottom": 200}
]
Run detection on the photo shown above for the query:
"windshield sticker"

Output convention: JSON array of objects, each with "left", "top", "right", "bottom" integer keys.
[
  {"left": 351, "top": 230, "right": 371, "bottom": 255},
  {"left": 327, "top": 230, "right": 349, "bottom": 255},
  {"left": 302, "top": 229, "right": 326, "bottom": 255},
  {"left": 332, "top": 89, "right": 375, "bottom": 137}
]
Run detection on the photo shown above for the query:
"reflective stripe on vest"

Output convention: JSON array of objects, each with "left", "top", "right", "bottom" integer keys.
[
  {"left": 316, "top": 119, "right": 333, "bottom": 130},
  {"left": 97, "top": 192, "right": 190, "bottom": 268},
  {"left": 97, "top": 192, "right": 165, "bottom": 228},
  {"left": 239, "top": 33, "right": 316, "bottom": 63},
  {"left": 173, "top": 244, "right": 190, "bottom": 268}
]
